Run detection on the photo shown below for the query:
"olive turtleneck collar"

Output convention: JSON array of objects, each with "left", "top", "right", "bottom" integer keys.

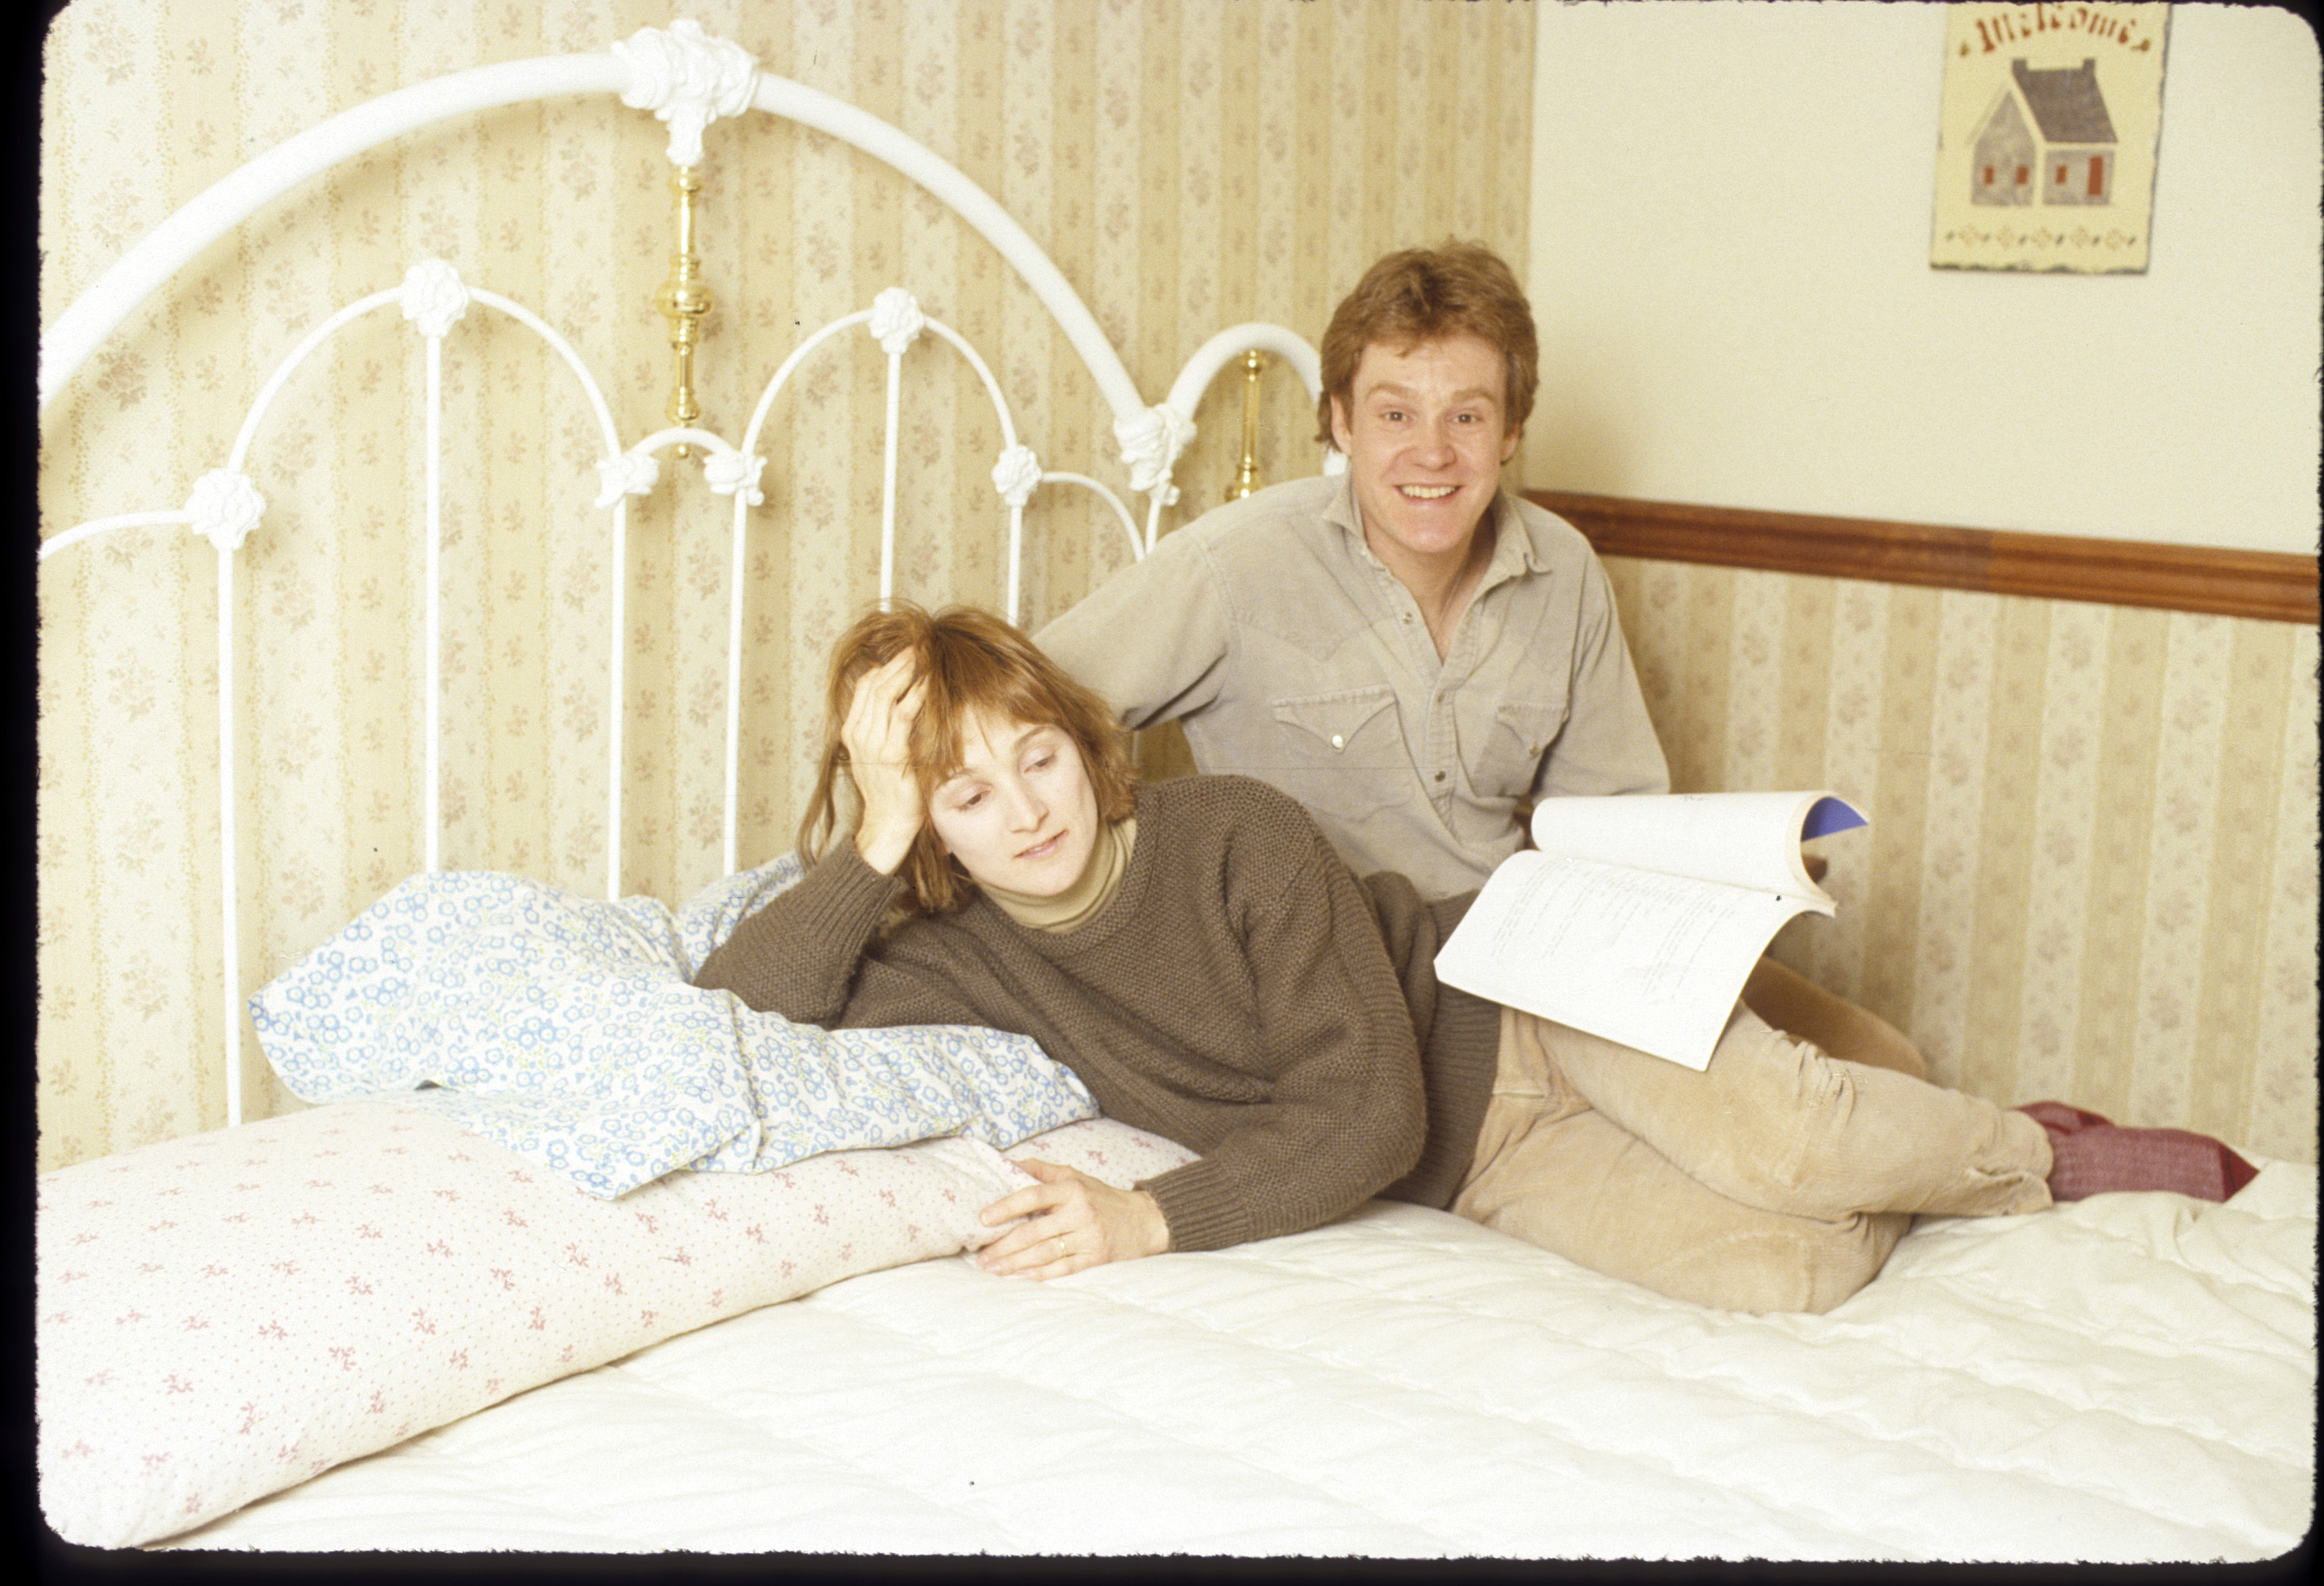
[{"left": 979, "top": 816, "right": 1137, "bottom": 933}]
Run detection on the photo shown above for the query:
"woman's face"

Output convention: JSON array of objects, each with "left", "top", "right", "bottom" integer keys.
[{"left": 926, "top": 711, "right": 1101, "bottom": 898}]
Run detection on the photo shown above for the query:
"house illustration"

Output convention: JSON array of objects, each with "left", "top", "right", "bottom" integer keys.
[{"left": 1972, "top": 57, "right": 2118, "bottom": 207}]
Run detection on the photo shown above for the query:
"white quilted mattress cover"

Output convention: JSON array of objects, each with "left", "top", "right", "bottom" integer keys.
[{"left": 170, "top": 1160, "right": 2315, "bottom": 1561}]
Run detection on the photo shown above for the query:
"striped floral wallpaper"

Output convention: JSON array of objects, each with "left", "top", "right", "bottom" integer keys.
[
  {"left": 1604, "top": 557, "right": 2319, "bottom": 1166},
  {"left": 40, "top": 1, "right": 2314, "bottom": 1177},
  {"left": 36, "top": 0, "right": 1538, "bottom": 1170}
]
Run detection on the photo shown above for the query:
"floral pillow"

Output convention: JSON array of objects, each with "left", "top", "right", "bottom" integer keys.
[
  {"left": 38, "top": 1099, "right": 1198, "bottom": 1549},
  {"left": 1001, "top": 1114, "right": 1199, "bottom": 1184}
]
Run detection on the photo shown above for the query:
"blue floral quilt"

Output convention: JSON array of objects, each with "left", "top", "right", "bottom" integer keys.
[{"left": 249, "top": 856, "right": 1097, "bottom": 1198}]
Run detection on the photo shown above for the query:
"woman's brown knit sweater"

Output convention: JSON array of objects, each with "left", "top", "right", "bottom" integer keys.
[{"left": 694, "top": 775, "right": 1502, "bottom": 1253}]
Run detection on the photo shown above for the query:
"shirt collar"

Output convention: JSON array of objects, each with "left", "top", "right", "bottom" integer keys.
[{"left": 1322, "top": 470, "right": 1545, "bottom": 588}]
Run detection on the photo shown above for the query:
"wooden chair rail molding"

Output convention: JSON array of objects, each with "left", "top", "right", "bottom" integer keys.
[{"left": 1526, "top": 490, "right": 2321, "bottom": 627}]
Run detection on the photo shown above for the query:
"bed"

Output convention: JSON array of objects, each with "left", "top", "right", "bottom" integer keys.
[{"left": 35, "top": 17, "right": 2316, "bottom": 1562}]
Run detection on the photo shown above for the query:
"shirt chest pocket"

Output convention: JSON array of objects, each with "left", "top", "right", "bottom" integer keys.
[
  {"left": 1472, "top": 698, "right": 1569, "bottom": 803},
  {"left": 1266, "top": 687, "right": 1406, "bottom": 822}
]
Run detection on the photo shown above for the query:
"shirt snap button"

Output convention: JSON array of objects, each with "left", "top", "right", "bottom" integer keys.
[{"left": 1330, "top": 734, "right": 1345, "bottom": 750}]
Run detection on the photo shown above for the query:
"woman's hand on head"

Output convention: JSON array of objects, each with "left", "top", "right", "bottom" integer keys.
[
  {"left": 843, "top": 652, "right": 930, "bottom": 875},
  {"left": 975, "top": 1158, "right": 1170, "bottom": 1280}
]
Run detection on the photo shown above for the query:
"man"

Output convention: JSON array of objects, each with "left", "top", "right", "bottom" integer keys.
[
  {"left": 1041, "top": 241, "right": 1662, "bottom": 902},
  {"left": 1033, "top": 243, "right": 2259, "bottom": 1275},
  {"left": 1038, "top": 240, "right": 1916, "bottom": 1071}
]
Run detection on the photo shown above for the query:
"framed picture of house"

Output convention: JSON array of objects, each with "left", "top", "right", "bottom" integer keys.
[{"left": 1931, "top": 3, "right": 2171, "bottom": 273}]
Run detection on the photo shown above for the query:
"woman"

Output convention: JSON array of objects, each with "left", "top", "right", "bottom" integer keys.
[{"left": 694, "top": 604, "right": 2254, "bottom": 1311}]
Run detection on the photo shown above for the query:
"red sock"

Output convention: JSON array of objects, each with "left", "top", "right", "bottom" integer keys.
[{"left": 2018, "top": 1102, "right": 2260, "bottom": 1202}]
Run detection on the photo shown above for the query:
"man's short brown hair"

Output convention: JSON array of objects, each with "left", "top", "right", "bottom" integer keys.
[{"left": 1315, "top": 241, "right": 1538, "bottom": 448}]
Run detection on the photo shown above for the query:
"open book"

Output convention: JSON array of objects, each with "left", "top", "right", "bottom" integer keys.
[{"left": 1432, "top": 792, "right": 1867, "bottom": 1070}]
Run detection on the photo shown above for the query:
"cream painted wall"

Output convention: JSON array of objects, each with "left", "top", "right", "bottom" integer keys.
[{"left": 1521, "top": 2, "right": 2321, "bottom": 553}]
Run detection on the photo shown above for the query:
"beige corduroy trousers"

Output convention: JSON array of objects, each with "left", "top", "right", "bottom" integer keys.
[{"left": 1451, "top": 960, "right": 2054, "bottom": 1314}]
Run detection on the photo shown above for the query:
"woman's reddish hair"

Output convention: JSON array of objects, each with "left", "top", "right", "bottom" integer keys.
[{"left": 799, "top": 601, "right": 1137, "bottom": 915}]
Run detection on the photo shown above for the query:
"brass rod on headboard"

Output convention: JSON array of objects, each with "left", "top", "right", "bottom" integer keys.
[
  {"left": 654, "top": 165, "right": 711, "bottom": 457},
  {"left": 1225, "top": 349, "right": 1267, "bottom": 502}
]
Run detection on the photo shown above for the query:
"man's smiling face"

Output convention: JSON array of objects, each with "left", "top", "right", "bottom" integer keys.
[{"left": 1328, "top": 332, "right": 1521, "bottom": 581}]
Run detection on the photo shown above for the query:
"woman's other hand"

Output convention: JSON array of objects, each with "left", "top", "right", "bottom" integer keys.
[
  {"left": 843, "top": 651, "right": 929, "bottom": 874},
  {"left": 976, "top": 1158, "right": 1170, "bottom": 1279}
]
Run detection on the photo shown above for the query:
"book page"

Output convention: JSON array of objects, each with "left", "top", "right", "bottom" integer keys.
[
  {"left": 1526, "top": 792, "right": 1862, "bottom": 902},
  {"left": 1433, "top": 852, "right": 1820, "bottom": 1070}
]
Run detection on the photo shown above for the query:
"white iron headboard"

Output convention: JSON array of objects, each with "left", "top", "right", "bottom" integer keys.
[{"left": 38, "top": 19, "right": 1326, "bottom": 1131}]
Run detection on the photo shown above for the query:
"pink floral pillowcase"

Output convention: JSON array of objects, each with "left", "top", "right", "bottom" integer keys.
[{"left": 36, "top": 1099, "right": 1198, "bottom": 1549}]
